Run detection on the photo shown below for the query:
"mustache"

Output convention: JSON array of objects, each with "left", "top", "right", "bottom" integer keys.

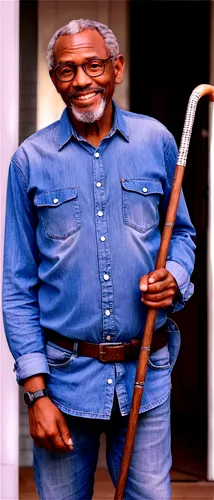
[{"left": 68, "top": 87, "right": 105, "bottom": 98}]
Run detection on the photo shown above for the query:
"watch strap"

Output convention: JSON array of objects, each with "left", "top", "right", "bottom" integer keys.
[{"left": 33, "top": 389, "right": 48, "bottom": 399}]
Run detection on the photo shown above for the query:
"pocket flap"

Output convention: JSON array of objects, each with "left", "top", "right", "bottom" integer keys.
[
  {"left": 34, "top": 187, "right": 77, "bottom": 207},
  {"left": 121, "top": 179, "right": 163, "bottom": 196}
]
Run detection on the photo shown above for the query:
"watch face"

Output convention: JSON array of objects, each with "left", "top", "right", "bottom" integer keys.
[{"left": 24, "top": 392, "right": 34, "bottom": 407}]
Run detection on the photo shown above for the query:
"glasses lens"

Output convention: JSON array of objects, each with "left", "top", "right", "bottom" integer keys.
[
  {"left": 56, "top": 64, "right": 75, "bottom": 81},
  {"left": 84, "top": 59, "right": 105, "bottom": 77}
]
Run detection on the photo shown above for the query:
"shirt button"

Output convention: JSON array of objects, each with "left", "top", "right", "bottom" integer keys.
[
  {"left": 142, "top": 187, "right": 148, "bottom": 193},
  {"left": 95, "top": 152, "right": 100, "bottom": 158},
  {"left": 97, "top": 211, "right": 103, "bottom": 217},
  {"left": 53, "top": 198, "right": 59, "bottom": 204},
  {"left": 96, "top": 181, "right": 102, "bottom": 188},
  {"left": 107, "top": 378, "right": 113, "bottom": 385},
  {"left": 100, "top": 236, "right": 106, "bottom": 242},
  {"left": 106, "top": 335, "right": 111, "bottom": 341},
  {"left": 104, "top": 274, "right": 110, "bottom": 281},
  {"left": 105, "top": 309, "right": 111, "bottom": 316}
]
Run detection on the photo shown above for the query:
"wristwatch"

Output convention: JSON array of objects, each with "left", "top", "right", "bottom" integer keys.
[{"left": 24, "top": 389, "right": 48, "bottom": 407}]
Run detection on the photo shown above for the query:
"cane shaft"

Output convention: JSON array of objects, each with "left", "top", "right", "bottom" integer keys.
[
  {"left": 114, "top": 308, "right": 157, "bottom": 500},
  {"left": 114, "top": 84, "right": 214, "bottom": 500}
]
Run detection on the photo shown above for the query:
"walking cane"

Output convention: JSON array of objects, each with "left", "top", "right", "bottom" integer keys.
[{"left": 114, "top": 84, "right": 214, "bottom": 500}]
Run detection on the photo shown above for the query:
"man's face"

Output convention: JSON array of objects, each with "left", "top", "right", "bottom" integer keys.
[{"left": 50, "top": 29, "right": 124, "bottom": 123}]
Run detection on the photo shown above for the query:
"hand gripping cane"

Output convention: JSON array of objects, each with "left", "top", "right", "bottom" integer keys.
[{"left": 114, "top": 84, "right": 214, "bottom": 500}]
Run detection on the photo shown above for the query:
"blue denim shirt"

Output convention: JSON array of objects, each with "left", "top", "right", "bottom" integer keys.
[{"left": 3, "top": 102, "right": 195, "bottom": 418}]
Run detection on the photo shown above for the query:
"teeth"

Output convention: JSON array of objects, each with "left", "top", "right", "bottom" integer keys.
[{"left": 76, "top": 92, "right": 96, "bottom": 100}]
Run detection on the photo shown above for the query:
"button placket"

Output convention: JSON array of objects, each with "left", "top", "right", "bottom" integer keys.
[{"left": 92, "top": 151, "right": 116, "bottom": 342}]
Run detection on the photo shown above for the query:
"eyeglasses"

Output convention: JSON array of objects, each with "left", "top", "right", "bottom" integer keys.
[{"left": 52, "top": 57, "right": 114, "bottom": 82}]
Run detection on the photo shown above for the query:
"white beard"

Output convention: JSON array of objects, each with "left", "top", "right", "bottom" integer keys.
[{"left": 70, "top": 96, "right": 106, "bottom": 123}]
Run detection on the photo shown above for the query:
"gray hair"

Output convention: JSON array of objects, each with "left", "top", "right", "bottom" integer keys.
[{"left": 47, "top": 19, "right": 120, "bottom": 70}]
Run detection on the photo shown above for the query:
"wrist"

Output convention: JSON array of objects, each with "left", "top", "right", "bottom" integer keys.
[{"left": 24, "top": 374, "right": 47, "bottom": 392}]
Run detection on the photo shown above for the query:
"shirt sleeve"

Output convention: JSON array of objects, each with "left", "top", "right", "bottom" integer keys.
[
  {"left": 2, "top": 159, "right": 50, "bottom": 384},
  {"left": 161, "top": 132, "right": 196, "bottom": 311}
]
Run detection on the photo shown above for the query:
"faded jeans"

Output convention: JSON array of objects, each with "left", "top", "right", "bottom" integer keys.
[{"left": 33, "top": 394, "right": 172, "bottom": 500}]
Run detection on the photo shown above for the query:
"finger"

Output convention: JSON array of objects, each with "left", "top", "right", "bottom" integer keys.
[
  {"left": 142, "top": 289, "right": 175, "bottom": 303},
  {"left": 141, "top": 297, "right": 173, "bottom": 309},
  {"left": 58, "top": 418, "right": 73, "bottom": 451},
  {"left": 31, "top": 423, "right": 62, "bottom": 452},
  {"left": 139, "top": 273, "right": 151, "bottom": 292},
  {"left": 44, "top": 426, "right": 69, "bottom": 452},
  {"left": 148, "top": 268, "right": 169, "bottom": 284},
  {"left": 145, "top": 278, "right": 174, "bottom": 294}
]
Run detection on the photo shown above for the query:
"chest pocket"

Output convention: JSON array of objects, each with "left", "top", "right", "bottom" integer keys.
[
  {"left": 121, "top": 179, "right": 163, "bottom": 233},
  {"left": 34, "top": 187, "right": 81, "bottom": 240}
]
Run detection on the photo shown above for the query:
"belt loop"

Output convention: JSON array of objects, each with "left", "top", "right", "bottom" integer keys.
[{"left": 72, "top": 341, "right": 79, "bottom": 357}]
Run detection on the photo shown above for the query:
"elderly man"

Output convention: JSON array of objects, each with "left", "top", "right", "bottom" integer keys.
[{"left": 3, "top": 19, "right": 195, "bottom": 500}]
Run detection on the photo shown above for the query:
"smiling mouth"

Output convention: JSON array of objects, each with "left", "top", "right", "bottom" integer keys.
[
  {"left": 70, "top": 88, "right": 104, "bottom": 103},
  {"left": 75, "top": 92, "right": 97, "bottom": 101}
]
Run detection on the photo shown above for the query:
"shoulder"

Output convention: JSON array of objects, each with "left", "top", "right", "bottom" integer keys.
[
  {"left": 121, "top": 109, "right": 177, "bottom": 154},
  {"left": 9, "top": 120, "right": 60, "bottom": 187},
  {"left": 24, "top": 120, "right": 60, "bottom": 142},
  {"left": 12, "top": 120, "right": 60, "bottom": 166},
  {"left": 121, "top": 109, "right": 171, "bottom": 137}
]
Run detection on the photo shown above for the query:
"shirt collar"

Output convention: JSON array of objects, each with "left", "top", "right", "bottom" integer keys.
[
  {"left": 58, "top": 100, "right": 129, "bottom": 150},
  {"left": 112, "top": 100, "right": 129, "bottom": 142}
]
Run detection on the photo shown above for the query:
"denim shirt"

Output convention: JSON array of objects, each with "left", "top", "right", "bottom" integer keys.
[{"left": 2, "top": 102, "right": 195, "bottom": 418}]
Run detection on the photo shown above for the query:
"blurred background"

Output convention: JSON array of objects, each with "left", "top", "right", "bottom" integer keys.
[{"left": 1, "top": 0, "right": 214, "bottom": 498}]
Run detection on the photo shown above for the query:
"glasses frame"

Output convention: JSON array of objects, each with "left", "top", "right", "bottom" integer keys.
[{"left": 52, "top": 57, "right": 114, "bottom": 82}]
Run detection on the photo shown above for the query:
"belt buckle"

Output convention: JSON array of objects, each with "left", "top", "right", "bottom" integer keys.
[{"left": 98, "top": 342, "right": 123, "bottom": 362}]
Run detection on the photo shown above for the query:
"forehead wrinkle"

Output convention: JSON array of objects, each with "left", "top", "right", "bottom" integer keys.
[
  {"left": 56, "top": 46, "right": 107, "bottom": 61},
  {"left": 54, "top": 32, "right": 108, "bottom": 64},
  {"left": 58, "top": 41, "right": 98, "bottom": 53},
  {"left": 57, "top": 48, "right": 102, "bottom": 64}
]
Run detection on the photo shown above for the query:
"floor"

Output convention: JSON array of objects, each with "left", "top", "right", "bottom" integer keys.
[{"left": 19, "top": 467, "right": 214, "bottom": 500}]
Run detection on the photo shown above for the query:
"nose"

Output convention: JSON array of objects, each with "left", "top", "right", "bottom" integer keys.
[{"left": 72, "top": 65, "right": 92, "bottom": 87}]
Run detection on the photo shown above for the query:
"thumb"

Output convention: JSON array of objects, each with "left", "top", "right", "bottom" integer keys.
[
  {"left": 139, "top": 274, "right": 149, "bottom": 292},
  {"left": 58, "top": 418, "right": 73, "bottom": 449}
]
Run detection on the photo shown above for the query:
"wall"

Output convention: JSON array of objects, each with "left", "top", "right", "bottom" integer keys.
[
  {"left": 19, "top": 0, "right": 38, "bottom": 144},
  {"left": 1, "top": 1, "right": 19, "bottom": 498}
]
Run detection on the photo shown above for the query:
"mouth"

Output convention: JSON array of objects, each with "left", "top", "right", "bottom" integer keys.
[
  {"left": 69, "top": 88, "right": 104, "bottom": 106},
  {"left": 75, "top": 92, "right": 97, "bottom": 101}
]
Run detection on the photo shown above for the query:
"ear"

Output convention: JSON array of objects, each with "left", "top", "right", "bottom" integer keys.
[
  {"left": 114, "top": 54, "right": 125, "bottom": 85},
  {"left": 49, "top": 70, "right": 60, "bottom": 93}
]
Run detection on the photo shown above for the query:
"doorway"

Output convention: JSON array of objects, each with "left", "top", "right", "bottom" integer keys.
[{"left": 130, "top": 0, "right": 210, "bottom": 480}]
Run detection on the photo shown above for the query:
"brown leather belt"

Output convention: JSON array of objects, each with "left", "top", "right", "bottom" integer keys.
[{"left": 45, "top": 322, "right": 168, "bottom": 363}]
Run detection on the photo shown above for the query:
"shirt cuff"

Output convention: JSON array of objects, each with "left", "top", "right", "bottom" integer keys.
[
  {"left": 13, "top": 352, "right": 50, "bottom": 385},
  {"left": 166, "top": 260, "right": 194, "bottom": 312}
]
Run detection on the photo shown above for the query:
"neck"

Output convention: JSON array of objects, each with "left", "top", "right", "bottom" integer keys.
[{"left": 70, "top": 101, "right": 113, "bottom": 148}]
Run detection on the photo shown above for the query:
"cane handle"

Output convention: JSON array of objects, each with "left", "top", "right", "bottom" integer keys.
[{"left": 177, "top": 85, "right": 214, "bottom": 167}]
